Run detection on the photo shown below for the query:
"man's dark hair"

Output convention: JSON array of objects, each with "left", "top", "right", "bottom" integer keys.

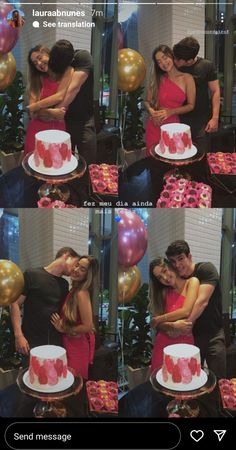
[
  {"left": 49, "top": 40, "right": 74, "bottom": 75},
  {"left": 166, "top": 240, "right": 191, "bottom": 258},
  {"left": 55, "top": 247, "right": 79, "bottom": 259},
  {"left": 173, "top": 36, "right": 200, "bottom": 61}
]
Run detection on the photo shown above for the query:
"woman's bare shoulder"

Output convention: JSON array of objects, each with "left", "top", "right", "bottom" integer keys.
[
  {"left": 187, "top": 276, "right": 200, "bottom": 286},
  {"left": 76, "top": 289, "right": 90, "bottom": 301},
  {"left": 182, "top": 72, "right": 194, "bottom": 82}
]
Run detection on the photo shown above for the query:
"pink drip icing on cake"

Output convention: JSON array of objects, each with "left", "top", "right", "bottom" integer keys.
[
  {"left": 159, "top": 123, "right": 192, "bottom": 156},
  {"left": 29, "top": 345, "right": 68, "bottom": 390},
  {"left": 33, "top": 130, "right": 72, "bottom": 171}
]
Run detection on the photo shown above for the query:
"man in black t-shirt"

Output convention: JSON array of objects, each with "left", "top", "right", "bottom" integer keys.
[
  {"left": 48, "top": 40, "right": 97, "bottom": 165},
  {"left": 173, "top": 37, "right": 220, "bottom": 152},
  {"left": 10, "top": 247, "right": 80, "bottom": 355},
  {"left": 164, "top": 240, "right": 226, "bottom": 379}
]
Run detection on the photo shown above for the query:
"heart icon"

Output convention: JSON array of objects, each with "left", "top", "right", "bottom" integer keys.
[{"left": 190, "top": 430, "right": 204, "bottom": 442}]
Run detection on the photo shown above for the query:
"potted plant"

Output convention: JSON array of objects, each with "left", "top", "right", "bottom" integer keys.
[
  {"left": 119, "top": 86, "right": 146, "bottom": 168},
  {"left": 0, "top": 307, "right": 22, "bottom": 389},
  {"left": 119, "top": 283, "right": 153, "bottom": 389},
  {"left": 0, "top": 71, "right": 25, "bottom": 174}
]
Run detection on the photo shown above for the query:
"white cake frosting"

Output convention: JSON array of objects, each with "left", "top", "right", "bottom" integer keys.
[
  {"left": 159, "top": 123, "right": 192, "bottom": 156},
  {"left": 29, "top": 345, "right": 68, "bottom": 390},
  {"left": 162, "top": 344, "right": 201, "bottom": 389},
  {"left": 33, "top": 130, "right": 72, "bottom": 172}
]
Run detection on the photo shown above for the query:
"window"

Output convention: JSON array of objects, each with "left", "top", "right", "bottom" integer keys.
[{"left": 0, "top": 210, "right": 19, "bottom": 263}]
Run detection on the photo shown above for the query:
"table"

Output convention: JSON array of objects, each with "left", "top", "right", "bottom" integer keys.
[
  {"left": 150, "top": 368, "right": 216, "bottom": 418},
  {"left": 17, "top": 367, "right": 83, "bottom": 418},
  {"left": 0, "top": 166, "right": 118, "bottom": 207},
  {"left": 0, "top": 381, "right": 88, "bottom": 418},
  {"left": 150, "top": 143, "right": 205, "bottom": 180},
  {"left": 119, "top": 156, "right": 236, "bottom": 208},
  {"left": 22, "top": 152, "right": 87, "bottom": 202},
  {"left": 119, "top": 379, "right": 226, "bottom": 418}
]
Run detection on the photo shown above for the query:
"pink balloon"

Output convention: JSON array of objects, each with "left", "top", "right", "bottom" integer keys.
[
  {"left": 118, "top": 209, "right": 147, "bottom": 267},
  {"left": 0, "top": 19, "right": 19, "bottom": 55},
  {"left": 0, "top": 1, "right": 13, "bottom": 20}
]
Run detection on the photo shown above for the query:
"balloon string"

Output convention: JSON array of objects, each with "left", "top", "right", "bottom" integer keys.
[
  {"left": 119, "top": 92, "right": 128, "bottom": 150},
  {"left": 119, "top": 270, "right": 127, "bottom": 391}
]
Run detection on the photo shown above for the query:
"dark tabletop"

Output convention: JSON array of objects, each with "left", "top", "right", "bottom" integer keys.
[
  {"left": 119, "top": 380, "right": 227, "bottom": 418},
  {"left": 1, "top": 157, "right": 235, "bottom": 208},
  {"left": 0, "top": 382, "right": 88, "bottom": 418},
  {"left": 0, "top": 166, "right": 118, "bottom": 208},
  {"left": 119, "top": 156, "right": 236, "bottom": 208}
]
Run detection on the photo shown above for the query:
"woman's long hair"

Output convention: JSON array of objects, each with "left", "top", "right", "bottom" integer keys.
[
  {"left": 148, "top": 45, "right": 174, "bottom": 110},
  {"left": 27, "top": 45, "right": 50, "bottom": 101},
  {"left": 149, "top": 257, "right": 176, "bottom": 316},
  {"left": 62, "top": 255, "right": 99, "bottom": 328}
]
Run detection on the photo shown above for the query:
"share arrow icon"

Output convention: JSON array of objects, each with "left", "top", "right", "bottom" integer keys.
[{"left": 213, "top": 430, "right": 227, "bottom": 442}]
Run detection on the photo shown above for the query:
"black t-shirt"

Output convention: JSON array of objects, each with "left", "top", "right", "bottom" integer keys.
[
  {"left": 22, "top": 268, "right": 69, "bottom": 349},
  {"left": 65, "top": 49, "right": 94, "bottom": 123},
  {"left": 179, "top": 57, "right": 217, "bottom": 127},
  {"left": 191, "top": 262, "right": 223, "bottom": 338}
]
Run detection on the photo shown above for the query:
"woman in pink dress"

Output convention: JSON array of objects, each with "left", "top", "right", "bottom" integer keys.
[
  {"left": 149, "top": 258, "right": 199, "bottom": 371},
  {"left": 24, "top": 45, "right": 73, "bottom": 155},
  {"left": 51, "top": 255, "right": 99, "bottom": 379},
  {"left": 145, "top": 45, "right": 196, "bottom": 156}
]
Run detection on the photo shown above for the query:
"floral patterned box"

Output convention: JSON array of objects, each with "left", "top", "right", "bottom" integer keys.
[
  {"left": 86, "top": 380, "right": 118, "bottom": 414},
  {"left": 89, "top": 164, "right": 118, "bottom": 196},
  {"left": 219, "top": 378, "right": 236, "bottom": 416}
]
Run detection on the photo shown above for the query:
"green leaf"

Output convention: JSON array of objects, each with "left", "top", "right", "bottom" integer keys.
[
  {"left": 119, "top": 86, "right": 146, "bottom": 150},
  {"left": 119, "top": 283, "right": 153, "bottom": 368},
  {"left": 0, "top": 71, "right": 25, "bottom": 153}
]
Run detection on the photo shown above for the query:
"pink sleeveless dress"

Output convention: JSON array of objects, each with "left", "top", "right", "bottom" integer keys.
[
  {"left": 145, "top": 76, "right": 186, "bottom": 157},
  {"left": 24, "top": 77, "right": 65, "bottom": 155},
  {"left": 151, "top": 288, "right": 194, "bottom": 372},
  {"left": 61, "top": 291, "right": 95, "bottom": 380}
]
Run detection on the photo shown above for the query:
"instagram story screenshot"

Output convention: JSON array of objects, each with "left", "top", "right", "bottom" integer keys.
[
  {"left": 0, "top": 0, "right": 236, "bottom": 449},
  {"left": 0, "top": 207, "right": 236, "bottom": 448}
]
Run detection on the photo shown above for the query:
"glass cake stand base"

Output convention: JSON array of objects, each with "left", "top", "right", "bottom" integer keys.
[
  {"left": 163, "top": 167, "right": 192, "bottom": 181},
  {"left": 33, "top": 400, "right": 67, "bottom": 418},
  {"left": 38, "top": 183, "right": 70, "bottom": 202},
  {"left": 166, "top": 399, "right": 199, "bottom": 418}
]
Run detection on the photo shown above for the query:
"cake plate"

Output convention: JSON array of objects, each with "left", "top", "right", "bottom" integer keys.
[
  {"left": 150, "top": 368, "right": 216, "bottom": 418},
  {"left": 17, "top": 367, "right": 83, "bottom": 418},
  {"left": 150, "top": 144, "right": 205, "bottom": 180},
  {"left": 22, "top": 152, "right": 87, "bottom": 202}
]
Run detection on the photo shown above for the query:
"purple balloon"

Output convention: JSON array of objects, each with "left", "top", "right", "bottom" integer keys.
[
  {"left": 0, "top": 19, "right": 19, "bottom": 55},
  {"left": 0, "top": 1, "right": 13, "bottom": 20},
  {"left": 118, "top": 209, "right": 148, "bottom": 267}
]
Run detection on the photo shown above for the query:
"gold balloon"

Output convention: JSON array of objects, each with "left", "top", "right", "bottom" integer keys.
[
  {"left": 118, "top": 48, "right": 146, "bottom": 92},
  {"left": 0, "top": 52, "right": 16, "bottom": 91},
  {"left": 118, "top": 265, "right": 141, "bottom": 303},
  {"left": 0, "top": 260, "right": 24, "bottom": 307}
]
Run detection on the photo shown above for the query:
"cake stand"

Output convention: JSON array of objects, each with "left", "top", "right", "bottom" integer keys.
[
  {"left": 150, "top": 368, "right": 216, "bottom": 418},
  {"left": 17, "top": 367, "right": 83, "bottom": 418},
  {"left": 150, "top": 144, "right": 205, "bottom": 180},
  {"left": 22, "top": 152, "right": 87, "bottom": 202}
]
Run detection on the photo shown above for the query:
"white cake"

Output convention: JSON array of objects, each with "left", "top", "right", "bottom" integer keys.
[
  {"left": 159, "top": 123, "right": 192, "bottom": 156},
  {"left": 28, "top": 345, "right": 68, "bottom": 390},
  {"left": 33, "top": 130, "right": 72, "bottom": 171},
  {"left": 162, "top": 344, "right": 201, "bottom": 389}
]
